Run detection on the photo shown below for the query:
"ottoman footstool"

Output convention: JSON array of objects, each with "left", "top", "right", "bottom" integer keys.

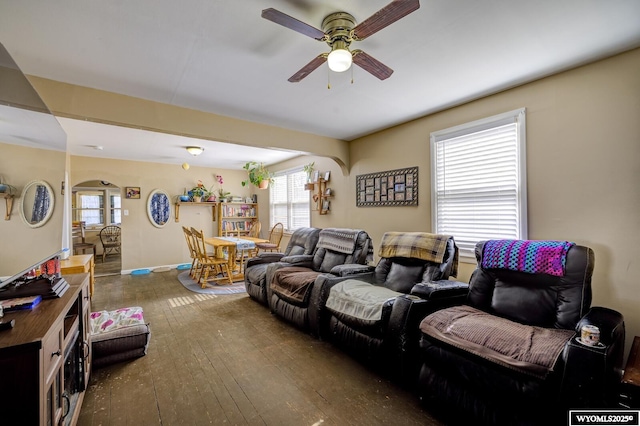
[{"left": 90, "top": 306, "right": 151, "bottom": 367}]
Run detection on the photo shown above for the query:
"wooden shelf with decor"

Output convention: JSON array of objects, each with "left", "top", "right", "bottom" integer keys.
[
  {"left": 218, "top": 202, "right": 259, "bottom": 236},
  {"left": 174, "top": 201, "right": 217, "bottom": 222},
  {"left": 313, "top": 178, "right": 333, "bottom": 215}
]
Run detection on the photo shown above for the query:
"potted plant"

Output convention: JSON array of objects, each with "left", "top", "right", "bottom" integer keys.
[
  {"left": 303, "top": 162, "right": 315, "bottom": 190},
  {"left": 191, "top": 180, "right": 206, "bottom": 202},
  {"left": 241, "top": 161, "right": 274, "bottom": 189},
  {"left": 218, "top": 188, "right": 231, "bottom": 202}
]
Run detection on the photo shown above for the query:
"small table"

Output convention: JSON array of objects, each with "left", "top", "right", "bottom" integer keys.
[
  {"left": 205, "top": 236, "right": 268, "bottom": 282},
  {"left": 61, "top": 254, "right": 95, "bottom": 297},
  {"left": 621, "top": 336, "right": 640, "bottom": 408}
]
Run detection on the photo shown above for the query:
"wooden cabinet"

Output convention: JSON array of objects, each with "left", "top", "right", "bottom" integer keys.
[
  {"left": 0, "top": 274, "right": 91, "bottom": 425},
  {"left": 61, "top": 254, "right": 95, "bottom": 298},
  {"left": 218, "top": 202, "right": 258, "bottom": 236}
]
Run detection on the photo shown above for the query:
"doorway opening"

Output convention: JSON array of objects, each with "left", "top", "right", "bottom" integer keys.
[{"left": 72, "top": 180, "right": 122, "bottom": 277}]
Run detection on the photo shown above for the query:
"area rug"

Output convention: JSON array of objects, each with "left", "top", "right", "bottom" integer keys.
[{"left": 177, "top": 271, "right": 246, "bottom": 295}]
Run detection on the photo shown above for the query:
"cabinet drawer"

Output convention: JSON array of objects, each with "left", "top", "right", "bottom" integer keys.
[{"left": 42, "top": 326, "right": 63, "bottom": 383}]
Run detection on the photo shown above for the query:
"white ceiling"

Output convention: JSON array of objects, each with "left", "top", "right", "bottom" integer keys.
[{"left": 1, "top": 0, "right": 639, "bottom": 169}]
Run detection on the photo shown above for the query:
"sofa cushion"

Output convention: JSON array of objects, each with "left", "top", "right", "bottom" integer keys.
[
  {"left": 326, "top": 279, "right": 402, "bottom": 321},
  {"left": 90, "top": 306, "right": 150, "bottom": 367},
  {"left": 270, "top": 266, "right": 321, "bottom": 304},
  {"left": 420, "top": 305, "right": 574, "bottom": 378}
]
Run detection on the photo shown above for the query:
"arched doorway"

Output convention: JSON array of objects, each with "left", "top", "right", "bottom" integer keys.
[{"left": 72, "top": 180, "right": 122, "bottom": 276}]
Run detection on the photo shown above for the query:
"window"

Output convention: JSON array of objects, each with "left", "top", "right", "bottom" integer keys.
[
  {"left": 76, "top": 192, "right": 103, "bottom": 226},
  {"left": 269, "top": 167, "right": 310, "bottom": 232},
  {"left": 72, "top": 189, "right": 121, "bottom": 226},
  {"left": 431, "top": 108, "right": 527, "bottom": 260},
  {"left": 110, "top": 193, "right": 122, "bottom": 224}
]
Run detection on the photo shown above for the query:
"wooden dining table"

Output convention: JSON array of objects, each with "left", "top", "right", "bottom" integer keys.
[{"left": 204, "top": 236, "right": 268, "bottom": 282}]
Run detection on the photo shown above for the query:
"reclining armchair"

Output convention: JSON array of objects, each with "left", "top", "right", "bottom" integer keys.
[
  {"left": 244, "top": 227, "right": 321, "bottom": 306},
  {"left": 312, "top": 232, "right": 468, "bottom": 381},
  {"left": 417, "top": 240, "right": 625, "bottom": 425},
  {"left": 266, "top": 228, "right": 373, "bottom": 332}
]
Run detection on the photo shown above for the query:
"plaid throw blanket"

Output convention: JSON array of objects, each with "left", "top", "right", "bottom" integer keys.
[
  {"left": 481, "top": 240, "right": 575, "bottom": 277},
  {"left": 317, "top": 228, "right": 373, "bottom": 263},
  {"left": 379, "top": 232, "right": 458, "bottom": 277}
]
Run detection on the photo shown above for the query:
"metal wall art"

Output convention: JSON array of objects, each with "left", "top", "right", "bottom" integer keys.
[{"left": 356, "top": 166, "right": 418, "bottom": 207}]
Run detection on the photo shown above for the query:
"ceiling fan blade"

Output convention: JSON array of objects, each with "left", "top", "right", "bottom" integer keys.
[
  {"left": 352, "top": 50, "right": 394, "bottom": 80},
  {"left": 262, "top": 8, "right": 326, "bottom": 40},
  {"left": 288, "top": 54, "right": 328, "bottom": 82},
  {"left": 352, "top": 0, "right": 420, "bottom": 40}
]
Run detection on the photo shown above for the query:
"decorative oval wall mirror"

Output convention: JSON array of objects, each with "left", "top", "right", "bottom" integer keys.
[
  {"left": 147, "top": 189, "right": 170, "bottom": 228},
  {"left": 19, "top": 180, "right": 55, "bottom": 228}
]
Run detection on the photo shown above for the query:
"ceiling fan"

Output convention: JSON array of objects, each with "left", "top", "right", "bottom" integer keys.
[{"left": 262, "top": 0, "right": 420, "bottom": 83}]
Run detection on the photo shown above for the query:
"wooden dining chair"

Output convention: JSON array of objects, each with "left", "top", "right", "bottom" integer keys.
[
  {"left": 99, "top": 225, "right": 121, "bottom": 263},
  {"left": 72, "top": 221, "right": 96, "bottom": 257},
  {"left": 190, "top": 228, "right": 232, "bottom": 287},
  {"left": 248, "top": 221, "right": 262, "bottom": 239},
  {"left": 242, "top": 222, "right": 262, "bottom": 260},
  {"left": 182, "top": 226, "right": 200, "bottom": 279},
  {"left": 255, "top": 222, "right": 284, "bottom": 253}
]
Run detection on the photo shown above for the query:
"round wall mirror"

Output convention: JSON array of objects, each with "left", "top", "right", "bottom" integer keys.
[
  {"left": 147, "top": 189, "right": 170, "bottom": 228},
  {"left": 19, "top": 180, "right": 55, "bottom": 228}
]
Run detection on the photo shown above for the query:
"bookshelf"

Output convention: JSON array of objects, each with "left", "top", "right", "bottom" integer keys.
[{"left": 217, "top": 202, "right": 259, "bottom": 236}]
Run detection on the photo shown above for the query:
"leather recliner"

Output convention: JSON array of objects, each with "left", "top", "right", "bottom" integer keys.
[
  {"left": 266, "top": 228, "right": 373, "bottom": 332},
  {"left": 417, "top": 240, "right": 625, "bottom": 425},
  {"left": 244, "top": 227, "right": 321, "bottom": 306},
  {"left": 311, "top": 232, "right": 468, "bottom": 382}
]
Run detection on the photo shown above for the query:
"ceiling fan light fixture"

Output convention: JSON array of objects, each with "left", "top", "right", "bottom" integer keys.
[
  {"left": 186, "top": 146, "right": 204, "bottom": 156},
  {"left": 327, "top": 47, "right": 352, "bottom": 73}
]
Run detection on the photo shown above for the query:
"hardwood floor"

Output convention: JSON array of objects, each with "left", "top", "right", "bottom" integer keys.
[
  {"left": 78, "top": 270, "right": 443, "bottom": 425},
  {"left": 94, "top": 253, "right": 121, "bottom": 277}
]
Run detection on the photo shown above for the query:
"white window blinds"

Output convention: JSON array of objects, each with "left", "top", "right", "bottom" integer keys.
[
  {"left": 431, "top": 108, "right": 527, "bottom": 259},
  {"left": 270, "top": 168, "right": 310, "bottom": 232}
]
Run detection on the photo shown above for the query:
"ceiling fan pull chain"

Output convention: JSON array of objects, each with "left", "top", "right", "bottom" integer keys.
[
  {"left": 351, "top": 65, "right": 354, "bottom": 84},
  {"left": 327, "top": 68, "right": 331, "bottom": 90}
]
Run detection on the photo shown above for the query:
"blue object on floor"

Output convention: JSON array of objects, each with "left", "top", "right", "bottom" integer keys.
[
  {"left": 176, "top": 264, "right": 191, "bottom": 270},
  {"left": 131, "top": 269, "right": 151, "bottom": 275}
]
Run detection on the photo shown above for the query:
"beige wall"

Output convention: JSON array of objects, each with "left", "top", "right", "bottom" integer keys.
[
  {"left": 0, "top": 143, "right": 65, "bottom": 276},
  {"left": 70, "top": 156, "right": 253, "bottom": 271}
]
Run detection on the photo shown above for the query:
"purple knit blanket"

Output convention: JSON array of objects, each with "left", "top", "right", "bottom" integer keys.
[{"left": 481, "top": 240, "right": 575, "bottom": 277}]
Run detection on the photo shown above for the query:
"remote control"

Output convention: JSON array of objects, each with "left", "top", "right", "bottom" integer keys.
[{"left": 0, "top": 319, "right": 15, "bottom": 331}]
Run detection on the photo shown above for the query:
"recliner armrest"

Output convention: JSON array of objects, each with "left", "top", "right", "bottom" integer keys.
[
  {"left": 560, "top": 307, "right": 625, "bottom": 408},
  {"left": 246, "top": 252, "right": 285, "bottom": 268},
  {"left": 279, "top": 254, "right": 314, "bottom": 268},
  {"left": 411, "top": 280, "right": 469, "bottom": 300},
  {"left": 330, "top": 264, "right": 376, "bottom": 277},
  {"left": 575, "top": 306, "right": 625, "bottom": 347}
]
